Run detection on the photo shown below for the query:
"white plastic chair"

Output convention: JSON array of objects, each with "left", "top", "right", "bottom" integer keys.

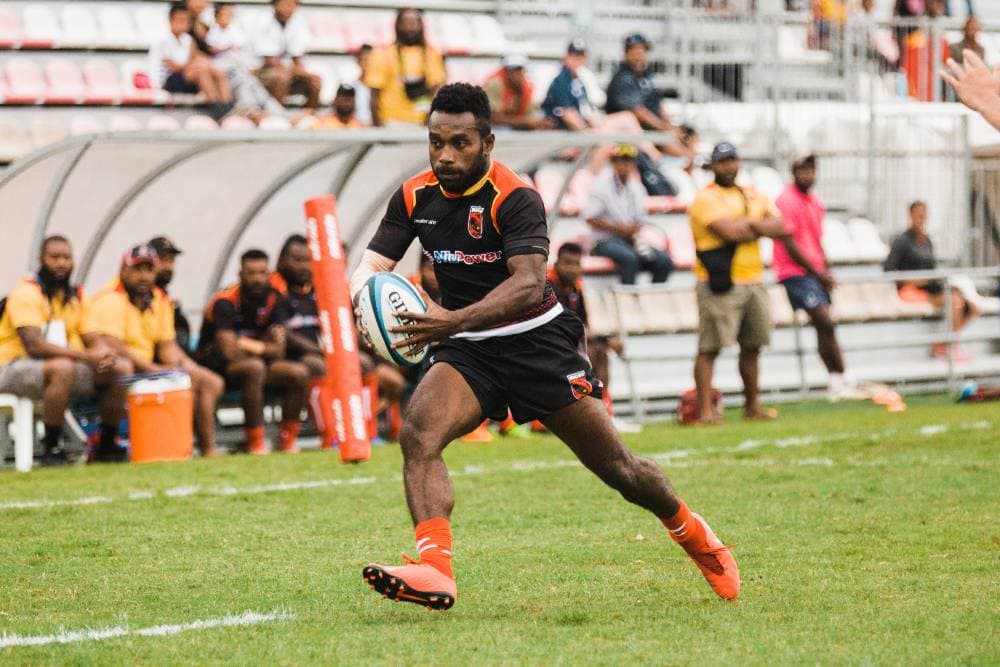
[
  {"left": 846, "top": 217, "right": 889, "bottom": 263},
  {"left": 821, "top": 217, "right": 858, "bottom": 264},
  {"left": 0, "top": 394, "right": 34, "bottom": 472}
]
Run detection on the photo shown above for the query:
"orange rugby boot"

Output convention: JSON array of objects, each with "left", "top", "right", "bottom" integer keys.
[
  {"left": 672, "top": 513, "right": 740, "bottom": 600},
  {"left": 362, "top": 555, "right": 457, "bottom": 610}
]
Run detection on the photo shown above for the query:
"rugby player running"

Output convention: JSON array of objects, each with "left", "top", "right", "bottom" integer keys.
[{"left": 350, "top": 83, "right": 739, "bottom": 609}]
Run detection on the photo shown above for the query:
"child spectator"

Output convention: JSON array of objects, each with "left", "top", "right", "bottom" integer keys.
[
  {"left": 150, "top": 3, "right": 234, "bottom": 118},
  {"left": 206, "top": 3, "right": 248, "bottom": 57}
]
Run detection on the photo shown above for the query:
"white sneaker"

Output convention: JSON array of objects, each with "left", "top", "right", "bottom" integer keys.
[{"left": 828, "top": 383, "right": 870, "bottom": 402}]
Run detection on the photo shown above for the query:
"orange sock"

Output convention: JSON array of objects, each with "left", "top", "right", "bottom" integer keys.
[
  {"left": 278, "top": 419, "right": 301, "bottom": 451},
  {"left": 245, "top": 425, "right": 266, "bottom": 453},
  {"left": 660, "top": 501, "right": 705, "bottom": 546},
  {"left": 415, "top": 517, "right": 454, "bottom": 579}
]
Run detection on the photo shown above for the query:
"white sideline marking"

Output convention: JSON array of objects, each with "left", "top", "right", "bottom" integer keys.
[
  {"left": 0, "top": 421, "right": 992, "bottom": 512},
  {"left": 0, "top": 610, "right": 292, "bottom": 648},
  {"left": 0, "top": 476, "right": 376, "bottom": 511}
]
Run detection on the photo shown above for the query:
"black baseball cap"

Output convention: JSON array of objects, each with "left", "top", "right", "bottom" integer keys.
[
  {"left": 567, "top": 38, "right": 587, "bottom": 55},
  {"left": 710, "top": 141, "right": 740, "bottom": 163},
  {"left": 624, "top": 33, "right": 650, "bottom": 50},
  {"left": 149, "top": 236, "right": 182, "bottom": 256}
]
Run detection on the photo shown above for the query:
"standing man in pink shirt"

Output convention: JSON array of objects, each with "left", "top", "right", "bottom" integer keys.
[{"left": 773, "top": 154, "right": 855, "bottom": 401}]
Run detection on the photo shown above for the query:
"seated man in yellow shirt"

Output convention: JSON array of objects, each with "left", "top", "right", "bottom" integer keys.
[
  {"left": 688, "top": 142, "right": 786, "bottom": 424},
  {"left": 82, "top": 245, "right": 223, "bottom": 458},
  {"left": 0, "top": 235, "right": 128, "bottom": 465},
  {"left": 363, "top": 7, "right": 446, "bottom": 126}
]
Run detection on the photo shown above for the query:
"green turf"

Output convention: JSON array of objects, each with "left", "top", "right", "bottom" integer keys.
[{"left": 0, "top": 395, "right": 997, "bottom": 665}]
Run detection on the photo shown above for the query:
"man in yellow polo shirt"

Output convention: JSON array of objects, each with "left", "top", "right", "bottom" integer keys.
[
  {"left": 688, "top": 142, "right": 786, "bottom": 424},
  {"left": 83, "top": 244, "right": 223, "bottom": 458},
  {"left": 363, "top": 7, "right": 445, "bottom": 126},
  {"left": 0, "top": 235, "right": 127, "bottom": 464}
]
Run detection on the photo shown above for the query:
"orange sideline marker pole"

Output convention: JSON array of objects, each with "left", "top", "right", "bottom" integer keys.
[{"left": 304, "top": 195, "right": 370, "bottom": 463}]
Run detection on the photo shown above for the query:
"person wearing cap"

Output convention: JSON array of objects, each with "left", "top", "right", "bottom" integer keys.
[
  {"left": 688, "top": 142, "right": 786, "bottom": 424},
  {"left": 483, "top": 54, "right": 553, "bottom": 131},
  {"left": 605, "top": 33, "right": 694, "bottom": 165},
  {"left": 149, "top": 236, "right": 226, "bottom": 455},
  {"left": 149, "top": 236, "right": 191, "bottom": 352},
  {"left": 363, "top": 8, "right": 446, "bottom": 126},
  {"left": 0, "top": 235, "right": 126, "bottom": 465},
  {"left": 584, "top": 144, "right": 674, "bottom": 285},
  {"left": 541, "top": 38, "right": 599, "bottom": 130},
  {"left": 772, "top": 155, "right": 857, "bottom": 400},
  {"left": 82, "top": 244, "right": 223, "bottom": 458},
  {"left": 315, "top": 84, "right": 364, "bottom": 129}
]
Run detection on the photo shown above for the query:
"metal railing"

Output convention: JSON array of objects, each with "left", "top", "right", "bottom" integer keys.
[{"left": 608, "top": 267, "right": 1000, "bottom": 421}]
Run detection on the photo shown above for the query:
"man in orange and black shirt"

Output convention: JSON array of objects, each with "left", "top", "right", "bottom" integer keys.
[
  {"left": 196, "top": 248, "right": 308, "bottom": 454},
  {"left": 351, "top": 84, "right": 738, "bottom": 610},
  {"left": 274, "top": 234, "right": 405, "bottom": 445}
]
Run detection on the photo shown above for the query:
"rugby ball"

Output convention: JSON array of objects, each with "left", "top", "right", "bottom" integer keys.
[{"left": 356, "top": 272, "right": 429, "bottom": 367}]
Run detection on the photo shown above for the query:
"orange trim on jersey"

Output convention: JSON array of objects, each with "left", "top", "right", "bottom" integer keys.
[
  {"left": 204, "top": 284, "right": 241, "bottom": 323},
  {"left": 269, "top": 272, "right": 288, "bottom": 295},
  {"left": 402, "top": 169, "right": 438, "bottom": 217},
  {"left": 546, "top": 267, "right": 583, "bottom": 293},
  {"left": 487, "top": 161, "right": 536, "bottom": 235},
  {"left": 440, "top": 162, "right": 492, "bottom": 199}
]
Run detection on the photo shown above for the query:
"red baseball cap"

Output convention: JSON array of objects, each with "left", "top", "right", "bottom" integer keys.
[{"left": 121, "top": 244, "right": 158, "bottom": 267}]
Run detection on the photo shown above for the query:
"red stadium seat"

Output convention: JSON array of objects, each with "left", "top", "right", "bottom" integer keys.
[
  {"left": 21, "top": 5, "right": 59, "bottom": 49},
  {"left": 0, "top": 6, "right": 21, "bottom": 49},
  {"left": 120, "top": 60, "right": 157, "bottom": 104},
  {"left": 343, "top": 12, "right": 378, "bottom": 52},
  {"left": 663, "top": 221, "right": 696, "bottom": 270},
  {"left": 533, "top": 166, "right": 566, "bottom": 214},
  {"left": 470, "top": 16, "right": 507, "bottom": 55},
  {"left": 309, "top": 10, "right": 346, "bottom": 52},
  {"left": 4, "top": 58, "right": 46, "bottom": 104},
  {"left": 146, "top": 114, "right": 181, "bottom": 130},
  {"left": 435, "top": 14, "right": 473, "bottom": 55},
  {"left": 45, "top": 59, "right": 86, "bottom": 104},
  {"left": 98, "top": 6, "right": 141, "bottom": 49},
  {"left": 184, "top": 114, "right": 218, "bottom": 130},
  {"left": 645, "top": 195, "right": 686, "bottom": 214},
  {"left": 69, "top": 114, "right": 105, "bottom": 136},
  {"left": 107, "top": 114, "right": 142, "bottom": 132},
  {"left": 221, "top": 115, "right": 256, "bottom": 130},
  {"left": 83, "top": 58, "right": 121, "bottom": 104},
  {"left": 59, "top": 6, "right": 99, "bottom": 48}
]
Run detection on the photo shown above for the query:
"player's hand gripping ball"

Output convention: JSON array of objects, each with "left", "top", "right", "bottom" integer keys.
[{"left": 356, "top": 272, "right": 429, "bottom": 366}]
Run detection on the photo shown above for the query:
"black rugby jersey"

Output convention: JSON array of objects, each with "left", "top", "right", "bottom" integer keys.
[{"left": 368, "top": 161, "right": 557, "bottom": 323}]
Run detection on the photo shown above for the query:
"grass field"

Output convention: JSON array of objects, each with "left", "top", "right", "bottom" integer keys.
[{"left": 0, "top": 395, "right": 997, "bottom": 665}]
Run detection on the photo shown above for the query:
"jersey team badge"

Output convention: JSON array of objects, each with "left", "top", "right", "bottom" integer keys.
[
  {"left": 467, "top": 205, "right": 485, "bottom": 239},
  {"left": 566, "top": 370, "right": 593, "bottom": 400}
]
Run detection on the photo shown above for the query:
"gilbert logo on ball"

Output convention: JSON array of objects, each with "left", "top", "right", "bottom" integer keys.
[{"left": 357, "top": 272, "right": 429, "bottom": 366}]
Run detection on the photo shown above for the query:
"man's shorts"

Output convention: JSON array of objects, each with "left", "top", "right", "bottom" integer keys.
[
  {"left": 781, "top": 275, "right": 832, "bottom": 311},
  {"left": 163, "top": 72, "right": 199, "bottom": 94},
  {"left": 696, "top": 282, "right": 772, "bottom": 354},
  {"left": 0, "top": 358, "right": 96, "bottom": 400},
  {"left": 428, "top": 310, "right": 603, "bottom": 424}
]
